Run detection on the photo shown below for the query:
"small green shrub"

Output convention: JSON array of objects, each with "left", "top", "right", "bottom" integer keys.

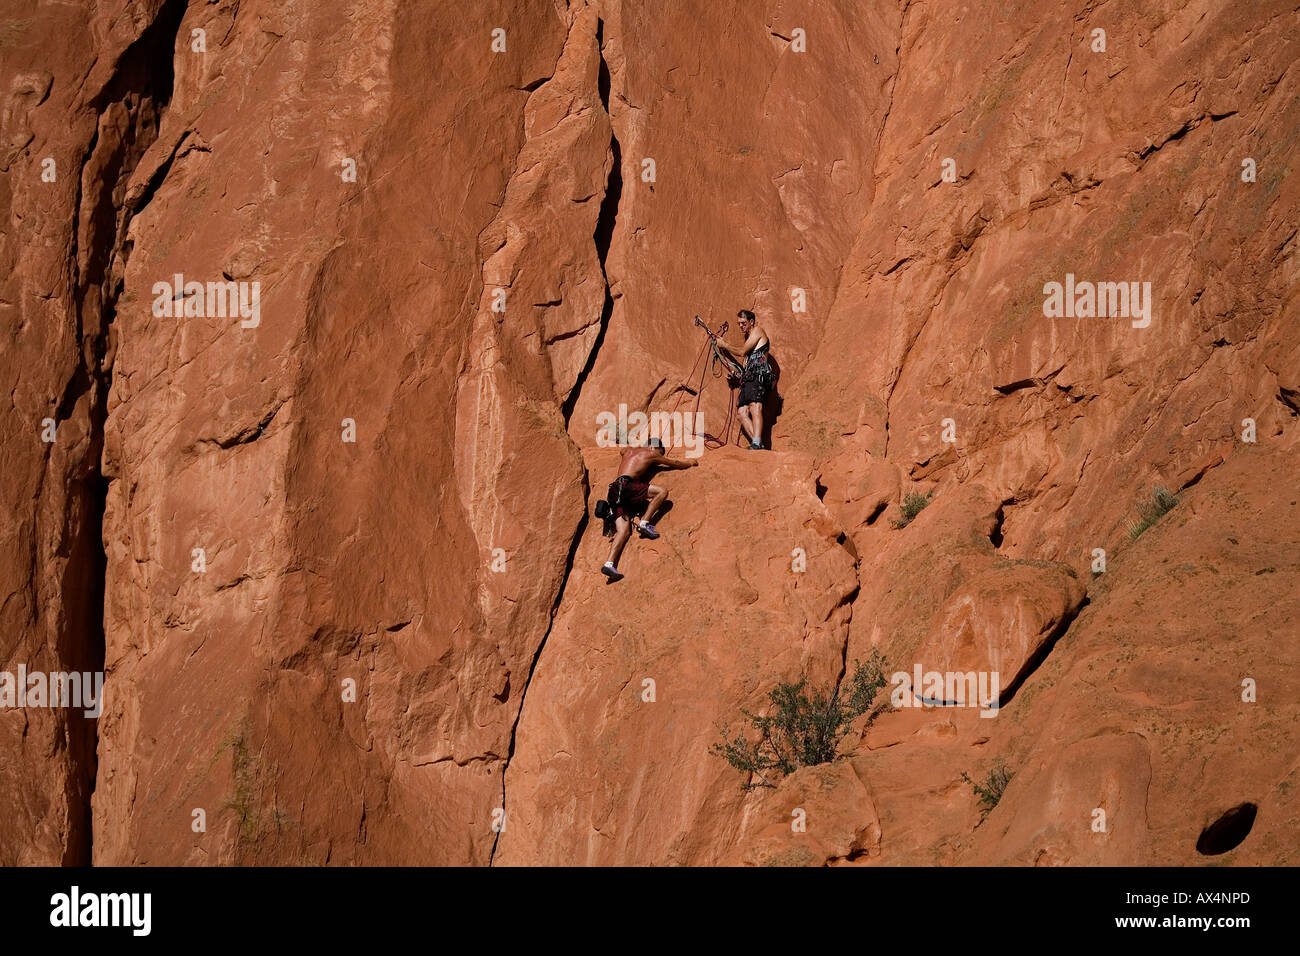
[
  {"left": 1127, "top": 485, "right": 1178, "bottom": 539},
  {"left": 712, "top": 652, "right": 887, "bottom": 790},
  {"left": 961, "top": 763, "right": 1014, "bottom": 816},
  {"left": 220, "top": 726, "right": 260, "bottom": 840},
  {"left": 218, "top": 721, "right": 290, "bottom": 843},
  {"left": 892, "top": 491, "right": 933, "bottom": 529}
]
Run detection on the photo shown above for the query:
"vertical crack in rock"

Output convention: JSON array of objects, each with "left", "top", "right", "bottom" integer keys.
[
  {"left": 560, "top": 17, "right": 622, "bottom": 426},
  {"left": 487, "top": 508, "right": 586, "bottom": 866},
  {"left": 491, "top": 14, "right": 622, "bottom": 865},
  {"left": 64, "top": 0, "right": 188, "bottom": 864},
  {"left": 878, "top": 1, "right": 913, "bottom": 462},
  {"left": 832, "top": 584, "right": 862, "bottom": 689}
]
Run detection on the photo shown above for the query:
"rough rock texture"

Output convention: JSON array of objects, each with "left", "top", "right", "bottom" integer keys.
[
  {"left": 0, "top": 0, "right": 1296, "bottom": 866},
  {"left": 492, "top": 447, "right": 856, "bottom": 865}
]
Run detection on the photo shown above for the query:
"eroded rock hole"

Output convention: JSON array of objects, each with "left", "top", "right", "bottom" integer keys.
[
  {"left": 990, "top": 499, "right": 1012, "bottom": 548},
  {"left": 1196, "top": 803, "right": 1257, "bottom": 855}
]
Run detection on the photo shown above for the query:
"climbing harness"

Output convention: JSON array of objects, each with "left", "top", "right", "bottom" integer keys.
[{"left": 741, "top": 342, "right": 776, "bottom": 393}]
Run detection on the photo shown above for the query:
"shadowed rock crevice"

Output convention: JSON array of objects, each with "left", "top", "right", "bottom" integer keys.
[
  {"left": 561, "top": 18, "right": 622, "bottom": 426},
  {"left": 865, "top": 500, "right": 888, "bottom": 526},
  {"left": 998, "top": 596, "right": 1089, "bottom": 707},
  {"left": 994, "top": 378, "right": 1037, "bottom": 395},
  {"left": 64, "top": 0, "right": 189, "bottom": 865},
  {"left": 492, "top": 14, "right": 624, "bottom": 866},
  {"left": 990, "top": 498, "right": 1013, "bottom": 548}
]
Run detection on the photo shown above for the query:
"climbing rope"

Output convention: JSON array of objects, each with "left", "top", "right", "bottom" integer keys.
[{"left": 664, "top": 316, "right": 744, "bottom": 450}]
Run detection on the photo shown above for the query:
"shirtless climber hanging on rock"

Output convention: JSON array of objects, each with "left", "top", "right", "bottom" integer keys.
[{"left": 598, "top": 438, "right": 698, "bottom": 582}]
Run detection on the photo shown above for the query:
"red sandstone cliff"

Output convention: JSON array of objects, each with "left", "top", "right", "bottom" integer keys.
[{"left": 0, "top": 0, "right": 1296, "bottom": 865}]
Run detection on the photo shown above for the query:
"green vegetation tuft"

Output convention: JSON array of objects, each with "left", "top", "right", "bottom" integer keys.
[
  {"left": 218, "top": 721, "right": 290, "bottom": 844},
  {"left": 1127, "top": 485, "right": 1178, "bottom": 540},
  {"left": 962, "top": 762, "right": 1014, "bottom": 817},
  {"left": 221, "top": 725, "right": 261, "bottom": 841},
  {"left": 892, "top": 491, "right": 933, "bottom": 529},
  {"left": 712, "top": 652, "right": 887, "bottom": 790}
]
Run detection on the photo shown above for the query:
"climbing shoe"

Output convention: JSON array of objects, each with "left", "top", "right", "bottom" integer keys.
[
  {"left": 601, "top": 562, "right": 624, "bottom": 582},
  {"left": 637, "top": 522, "right": 659, "bottom": 539},
  {"left": 749, "top": 439, "right": 764, "bottom": 450}
]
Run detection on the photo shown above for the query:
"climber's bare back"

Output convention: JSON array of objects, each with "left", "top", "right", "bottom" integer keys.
[{"left": 618, "top": 446, "right": 663, "bottom": 479}]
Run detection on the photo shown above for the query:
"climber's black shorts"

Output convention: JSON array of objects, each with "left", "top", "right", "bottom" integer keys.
[{"left": 738, "top": 376, "right": 767, "bottom": 407}]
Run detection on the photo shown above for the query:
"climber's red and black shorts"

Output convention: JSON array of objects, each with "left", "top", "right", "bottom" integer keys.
[{"left": 608, "top": 476, "right": 650, "bottom": 521}]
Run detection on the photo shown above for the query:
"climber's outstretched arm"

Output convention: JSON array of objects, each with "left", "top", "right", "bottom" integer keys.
[{"left": 652, "top": 455, "right": 699, "bottom": 470}]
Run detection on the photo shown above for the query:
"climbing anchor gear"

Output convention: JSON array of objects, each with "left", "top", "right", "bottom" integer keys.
[
  {"left": 662, "top": 316, "right": 744, "bottom": 450},
  {"left": 697, "top": 315, "right": 745, "bottom": 379}
]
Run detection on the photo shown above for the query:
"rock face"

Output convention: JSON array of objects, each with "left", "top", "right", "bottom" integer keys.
[
  {"left": 0, "top": 0, "right": 1295, "bottom": 866},
  {"left": 492, "top": 447, "right": 857, "bottom": 865}
]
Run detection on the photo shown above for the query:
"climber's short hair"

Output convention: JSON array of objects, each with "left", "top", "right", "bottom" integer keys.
[{"left": 737, "top": 309, "right": 756, "bottom": 323}]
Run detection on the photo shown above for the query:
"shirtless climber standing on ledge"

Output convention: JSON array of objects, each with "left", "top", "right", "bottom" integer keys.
[
  {"left": 714, "top": 309, "right": 775, "bottom": 450},
  {"left": 600, "top": 437, "right": 698, "bottom": 582}
]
